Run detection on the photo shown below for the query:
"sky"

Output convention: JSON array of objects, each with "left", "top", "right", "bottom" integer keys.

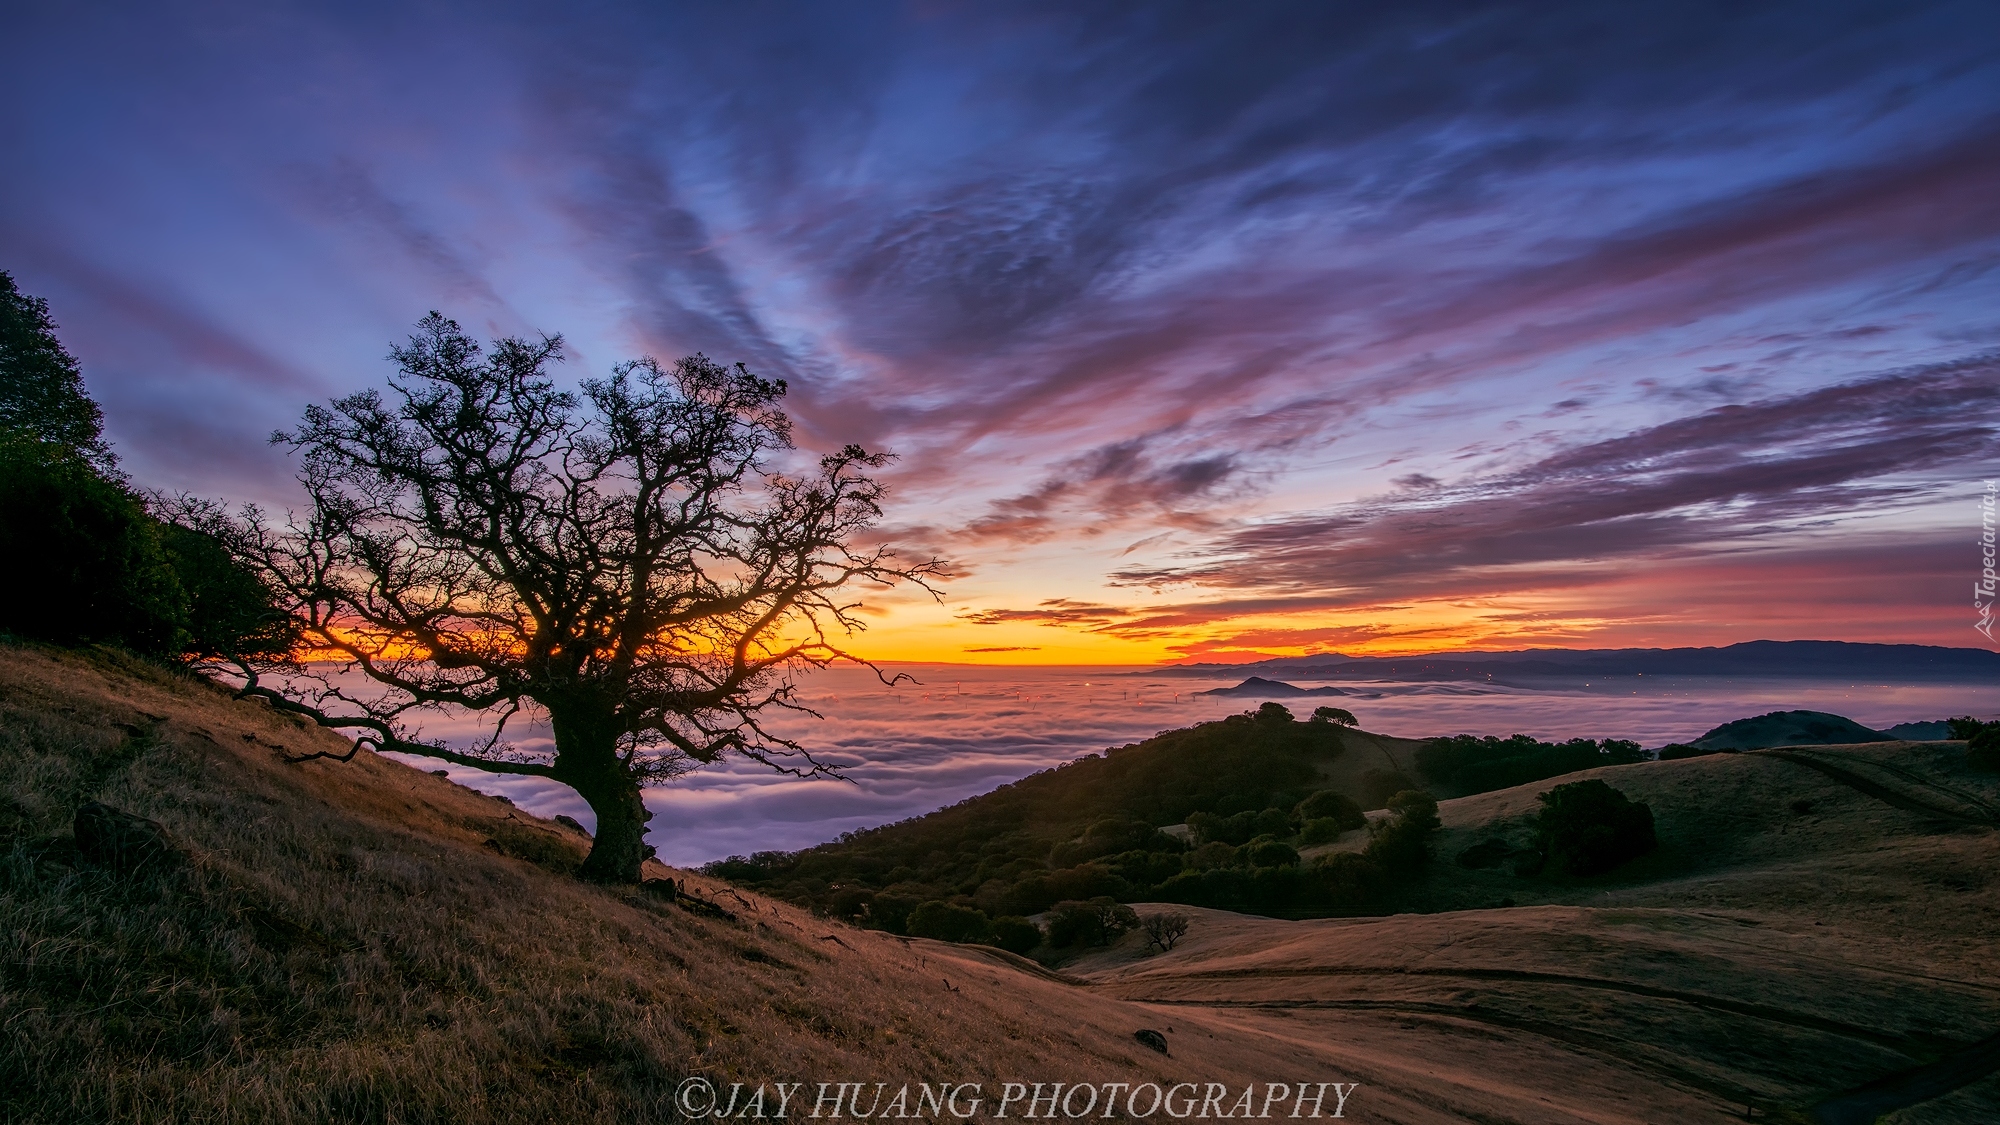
[{"left": 7, "top": 1, "right": 2000, "bottom": 664}]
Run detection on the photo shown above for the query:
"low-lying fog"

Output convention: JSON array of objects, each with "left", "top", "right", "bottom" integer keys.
[{"left": 385, "top": 663, "right": 2000, "bottom": 867}]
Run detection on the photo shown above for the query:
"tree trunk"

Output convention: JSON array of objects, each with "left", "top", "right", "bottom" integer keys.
[
  {"left": 548, "top": 705, "right": 654, "bottom": 884},
  {"left": 575, "top": 774, "right": 653, "bottom": 884}
]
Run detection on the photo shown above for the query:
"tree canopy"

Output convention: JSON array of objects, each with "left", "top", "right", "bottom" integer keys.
[
  {"left": 0, "top": 271, "right": 111, "bottom": 468},
  {"left": 220, "top": 314, "right": 939, "bottom": 881},
  {"left": 0, "top": 272, "right": 283, "bottom": 661}
]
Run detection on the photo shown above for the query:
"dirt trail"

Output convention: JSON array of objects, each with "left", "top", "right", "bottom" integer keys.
[{"left": 1760, "top": 749, "right": 1999, "bottom": 825}]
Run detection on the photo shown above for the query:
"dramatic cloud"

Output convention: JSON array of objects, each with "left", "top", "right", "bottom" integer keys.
[
  {"left": 1108, "top": 356, "right": 2000, "bottom": 601},
  {"left": 3, "top": 0, "right": 1997, "bottom": 649}
]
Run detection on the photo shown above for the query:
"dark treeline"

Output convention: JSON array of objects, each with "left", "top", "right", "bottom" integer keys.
[
  {"left": 0, "top": 272, "right": 287, "bottom": 664},
  {"left": 1417, "top": 734, "right": 1645, "bottom": 794}
]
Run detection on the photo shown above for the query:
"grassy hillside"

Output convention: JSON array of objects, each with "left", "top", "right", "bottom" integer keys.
[
  {"left": 708, "top": 708, "right": 1368, "bottom": 924},
  {"left": 0, "top": 643, "right": 1281, "bottom": 1123},
  {"left": 1318, "top": 739, "right": 2000, "bottom": 933},
  {"left": 1061, "top": 741, "right": 2000, "bottom": 1121},
  {"left": 707, "top": 707, "right": 1653, "bottom": 928},
  {"left": 6, "top": 641, "right": 1998, "bottom": 1123}
]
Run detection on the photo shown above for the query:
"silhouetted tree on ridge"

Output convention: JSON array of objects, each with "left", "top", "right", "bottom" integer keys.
[{"left": 211, "top": 313, "right": 941, "bottom": 883}]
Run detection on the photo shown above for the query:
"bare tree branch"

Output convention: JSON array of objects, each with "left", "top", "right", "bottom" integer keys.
[{"left": 209, "top": 314, "right": 941, "bottom": 881}]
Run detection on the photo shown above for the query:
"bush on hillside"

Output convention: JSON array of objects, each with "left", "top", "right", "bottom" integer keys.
[
  {"left": 1187, "top": 806, "right": 1291, "bottom": 846},
  {"left": 1968, "top": 727, "right": 2000, "bottom": 772},
  {"left": 1655, "top": 744, "right": 1722, "bottom": 760},
  {"left": 1244, "top": 839, "right": 1300, "bottom": 868},
  {"left": 1417, "top": 734, "right": 1646, "bottom": 795},
  {"left": 0, "top": 440, "right": 290, "bottom": 664},
  {"left": 1045, "top": 897, "right": 1139, "bottom": 948},
  {"left": 1297, "top": 788, "right": 1366, "bottom": 830},
  {"left": 1297, "top": 816, "right": 1347, "bottom": 845},
  {"left": 1534, "top": 779, "right": 1657, "bottom": 876},
  {"left": 868, "top": 892, "right": 923, "bottom": 934},
  {"left": 1313, "top": 852, "right": 1389, "bottom": 903},
  {"left": 988, "top": 915, "right": 1043, "bottom": 954},
  {"left": 905, "top": 900, "right": 992, "bottom": 943},
  {"left": 1946, "top": 717, "right": 1989, "bottom": 740},
  {"left": 827, "top": 886, "right": 875, "bottom": 920},
  {"left": 1048, "top": 816, "right": 1182, "bottom": 866},
  {"left": 1363, "top": 790, "right": 1440, "bottom": 874},
  {"left": 1357, "top": 768, "right": 1419, "bottom": 809},
  {"left": 1182, "top": 841, "right": 1237, "bottom": 870},
  {"left": 1104, "top": 848, "right": 1183, "bottom": 888},
  {"left": 154, "top": 500, "right": 297, "bottom": 663}
]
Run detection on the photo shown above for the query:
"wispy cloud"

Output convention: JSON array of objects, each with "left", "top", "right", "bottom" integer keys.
[
  {"left": 4, "top": 0, "right": 1998, "bottom": 649},
  {"left": 1109, "top": 356, "right": 2000, "bottom": 600}
]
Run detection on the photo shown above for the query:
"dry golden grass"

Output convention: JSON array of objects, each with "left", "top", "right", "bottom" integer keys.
[
  {"left": 4, "top": 642, "right": 1997, "bottom": 1123},
  {"left": 0, "top": 644, "right": 1274, "bottom": 1123}
]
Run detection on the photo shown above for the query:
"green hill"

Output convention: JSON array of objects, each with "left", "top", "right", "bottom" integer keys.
[
  {"left": 708, "top": 704, "right": 1359, "bottom": 925},
  {"left": 708, "top": 704, "right": 1654, "bottom": 930},
  {"left": 1692, "top": 708, "right": 1890, "bottom": 750}
]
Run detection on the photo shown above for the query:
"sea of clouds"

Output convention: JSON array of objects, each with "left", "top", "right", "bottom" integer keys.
[{"left": 389, "top": 664, "right": 2000, "bottom": 867}]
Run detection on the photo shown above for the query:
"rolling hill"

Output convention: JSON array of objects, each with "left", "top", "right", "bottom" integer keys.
[
  {"left": 1689, "top": 709, "right": 1891, "bottom": 750},
  {"left": 4, "top": 641, "right": 1998, "bottom": 1123}
]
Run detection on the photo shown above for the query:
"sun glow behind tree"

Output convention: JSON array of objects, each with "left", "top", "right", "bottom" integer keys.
[{"left": 207, "top": 314, "right": 940, "bottom": 882}]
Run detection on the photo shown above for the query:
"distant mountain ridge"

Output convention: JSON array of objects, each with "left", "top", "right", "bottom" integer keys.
[{"left": 1135, "top": 640, "right": 2000, "bottom": 683}]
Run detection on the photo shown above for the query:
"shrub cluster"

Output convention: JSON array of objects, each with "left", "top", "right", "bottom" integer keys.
[
  {"left": 1533, "top": 779, "right": 1657, "bottom": 876},
  {"left": 1948, "top": 717, "right": 2000, "bottom": 771},
  {"left": 901, "top": 901, "right": 1045, "bottom": 953},
  {"left": 1361, "top": 790, "right": 1440, "bottom": 874}
]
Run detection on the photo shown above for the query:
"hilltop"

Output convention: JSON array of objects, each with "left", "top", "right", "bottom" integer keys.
[
  {"left": 708, "top": 710, "right": 1664, "bottom": 925},
  {"left": 5, "top": 641, "right": 1999, "bottom": 1122},
  {"left": 1690, "top": 709, "right": 1892, "bottom": 751},
  {"left": 706, "top": 707, "right": 1449, "bottom": 924}
]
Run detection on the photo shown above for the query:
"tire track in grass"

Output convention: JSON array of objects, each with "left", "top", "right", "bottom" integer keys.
[
  {"left": 1811, "top": 1028, "right": 2000, "bottom": 1124},
  {"left": 1758, "top": 750, "right": 1996, "bottom": 826}
]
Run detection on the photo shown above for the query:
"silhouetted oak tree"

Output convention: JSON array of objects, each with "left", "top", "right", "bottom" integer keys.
[{"left": 223, "top": 314, "right": 939, "bottom": 882}]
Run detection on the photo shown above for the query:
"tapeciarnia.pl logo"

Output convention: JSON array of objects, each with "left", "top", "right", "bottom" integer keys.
[{"left": 1979, "top": 479, "right": 1997, "bottom": 645}]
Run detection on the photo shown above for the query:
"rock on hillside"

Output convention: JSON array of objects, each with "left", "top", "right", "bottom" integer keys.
[{"left": 1691, "top": 709, "right": 1888, "bottom": 750}]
